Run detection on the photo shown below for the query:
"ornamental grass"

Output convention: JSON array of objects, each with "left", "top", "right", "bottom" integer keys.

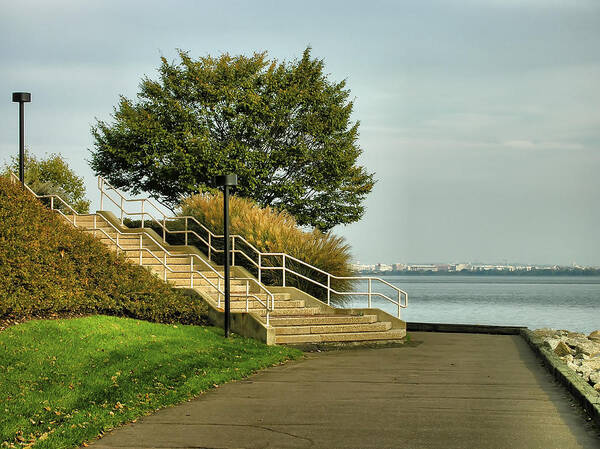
[{"left": 180, "top": 192, "right": 355, "bottom": 305}]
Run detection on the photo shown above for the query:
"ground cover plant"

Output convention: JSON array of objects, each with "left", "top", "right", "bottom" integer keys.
[
  {"left": 0, "top": 176, "right": 205, "bottom": 324},
  {"left": 180, "top": 192, "right": 355, "bottom": 304},
  {"left": 0, "top": 316, "right": 301, "bottom": 448}
]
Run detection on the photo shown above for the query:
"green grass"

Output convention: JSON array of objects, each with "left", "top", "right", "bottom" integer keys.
[{"left": 0, "top": 316, "right": 301, "bottom": 449}]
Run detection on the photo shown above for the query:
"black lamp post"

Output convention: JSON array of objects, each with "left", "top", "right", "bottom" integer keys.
[
  {"left": 12, "top": 92, "right": 32, "bottom": 184},
  {"left": 215, "top": 174, "right": 238, "bottom": 338}
]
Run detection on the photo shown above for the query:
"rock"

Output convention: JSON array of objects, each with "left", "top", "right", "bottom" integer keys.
[
  {"left": 580, "top": 359, "right": 600, "bottom": 372},
  {"left": 565, "top": 337, "right": 600, "bottom": 356},
  {"left": 534, "top": 328, "right": 559, "bottom": 338},
  {"left": 544, "top": 338, "right": 561, "bottom": 351},
  {"left": 590, "top": 371, "right": 600, "bottom": 385},
  {"left": 567, "top": 361, "right": 579, "bottom": 372},
  {"left": 577, "top": 368, "right": 591, "bottom": 382},
  {"left": 563, "top": 354, "right": 574, "bottom": 364},
  {"left": 588, "top": 330, "right": 600, "bottom": 342},
  {"left": 554, "top": 341, "right": 572, "bottom": 357},
  {"left": 595, "top": 383, "right": 600, "bottom": 392},
  {"left": 576, "top": 361, "right": 600, "bottom": 382}
]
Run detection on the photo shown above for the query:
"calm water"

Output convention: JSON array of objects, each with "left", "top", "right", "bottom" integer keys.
[{"left": 347, "top": 275, "right": 600, "bottom": 333}]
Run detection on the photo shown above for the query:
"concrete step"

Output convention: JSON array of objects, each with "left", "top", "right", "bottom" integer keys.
[
  {"left": 269, "top": 315, "right": 378, "bottom": 326},
  {"left": 239, "top": 307, "right": 322, "bottom": 317},
  {"left": 274, "top": 321, "right": 392, "bottom": 335},
  {"left": 274, "top": 329, "right": 406, "bottom": 344},
  {"left": 230, "top": 299, "right": 304, "bottom": 310},
  {"left": 127, "top": 254, "right": 194, "bottom": 264},
  {"left": 175, "top": 280, "right": 254, "bottom": 292},
  {"left": 166, "top": 271, "right": 248, "bottom": 282}
]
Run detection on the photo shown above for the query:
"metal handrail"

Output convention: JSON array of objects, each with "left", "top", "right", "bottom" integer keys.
[
  {"left": 11, "top": 173, "right": 274, "bottom": 325},
  {"left": 98, "top": 176, "right": 408, "bottom": 317}
]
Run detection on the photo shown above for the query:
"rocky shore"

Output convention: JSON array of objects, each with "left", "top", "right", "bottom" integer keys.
[{"left": 533, "top": 328, "right": 600, "bottom": 392}]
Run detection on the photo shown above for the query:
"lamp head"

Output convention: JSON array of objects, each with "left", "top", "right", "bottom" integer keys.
[
  {"left": 214, "top": 174, "right": 238, "bottom": 187},
  {"left": 12, "top": 92, "right": 31, "bottom": 103}
]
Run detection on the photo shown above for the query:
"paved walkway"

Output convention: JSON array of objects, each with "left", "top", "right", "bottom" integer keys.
[{"left": 91, "top": 332, "right": 600, "bottom": 449}]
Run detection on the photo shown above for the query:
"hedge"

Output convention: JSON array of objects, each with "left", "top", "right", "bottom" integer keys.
[{"left": 0, "top": 177, "right": 207, "bottom": 325}]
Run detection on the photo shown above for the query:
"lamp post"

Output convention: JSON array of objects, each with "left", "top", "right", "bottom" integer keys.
[
  {"left": 12, "top": 92, "right": 32, "bottom": 185},
  {"left": 215, "top": 174, "right": 238, "bottom": 338}
]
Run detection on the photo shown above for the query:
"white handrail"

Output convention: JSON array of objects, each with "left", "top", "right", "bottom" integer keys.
[
  {"left": 11, "top": 173, "right": 274, "bottom": 325},
  {"left": 98, "top": 176, "right": 408, "bottom": 317}
]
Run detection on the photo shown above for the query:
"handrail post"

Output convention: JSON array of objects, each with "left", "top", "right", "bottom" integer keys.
[
  {"left": 327, "top": 275, "right": 331, "bottom": 305},
  {"left": 120, "top": 197, "right": 124, "bottom": 225},
  {"left": 368, "top": 278, "right": 372, "bottom": 308},
  {"left": 93, "top": 215, "right": 97, "bottom": 238},
  {"left": 398, "top": 290, "right": 401, "bottom": 319},
  {"left": 218, "top": 278, "right": 221, "bottom": 308},
  {"left": 163, "top": 253, "right": 167, "bottom": 281},
  {"left": 50, "top": 196, "right": 54, "bottom": 210},
  {"left": 246, "top": 281, "right": 249, "bottom": 312},
  {"left": 185, "top": 217, "right": 188, "bottom": 246},
  {"left": 282, "top": 254, "right": 286, "bottom": 286},
  {"left": 190, "top": 257, "right": 194, "bottom": 288},
  {"left": 208, "top": 234, "right": 212, "bottom": 261},
  {"left": 99, "top": 177, "right": 104, "bottom": 210},
  {"left": 232, "top": 237, "right": 236, "bottom": 266},
  {"left": 139, "top": 235, "right": 143, "bottom": 265},
  {"left": 162, "top": 216, "right": 166, "bottom": 242},
  {"left": 258, "top": 253, "right": 262, "bottom": 283},
  {"left": 141, "top": 200, "right": 145, "bottom": 228}
]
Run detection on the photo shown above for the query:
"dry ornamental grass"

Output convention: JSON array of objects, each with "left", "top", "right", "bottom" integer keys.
[{"left": 180, "top": 192, "right": 356, "bottom": 305}]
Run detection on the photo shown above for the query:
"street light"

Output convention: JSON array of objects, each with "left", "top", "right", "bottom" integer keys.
[
  {"left": 12, "top": 92, "right": 32, "bottom": 185},
  {"left": 214, "top": 174, "right": 238, "bottom": 338}
]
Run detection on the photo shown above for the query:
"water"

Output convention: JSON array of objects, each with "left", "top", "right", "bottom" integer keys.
[{"left": 347, "top": 275, "right": 600, "bottom": 333}]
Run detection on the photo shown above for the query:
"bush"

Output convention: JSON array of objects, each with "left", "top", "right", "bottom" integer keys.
[
  {"left": 180, "top": 192, "right": 355, "bottom": 305},
  {"left": 0, "top": 176, "right": 207, "bottom": 324}
]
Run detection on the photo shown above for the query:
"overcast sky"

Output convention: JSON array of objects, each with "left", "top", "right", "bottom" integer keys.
[{"left": 1, "top": 0, "right": 599, "bottom": 266}]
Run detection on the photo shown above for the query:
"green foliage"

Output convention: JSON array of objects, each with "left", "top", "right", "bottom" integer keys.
[
  {"left": 180, "top": 192, "right": 355, "bottom": 304},
  {"left": 90, "top": 47, "right": 375, "bottom": 231},
  {"left": 0, "top": 176, "right": 206, "bottom": 324},
  {"left": 2, "top": 151, "right": 90, "bottom": 214},
  {"left": 0, "top": 316, "right": 300, "bottom": 449}
]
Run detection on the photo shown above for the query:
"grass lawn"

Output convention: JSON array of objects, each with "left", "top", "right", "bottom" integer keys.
[{"left": 0, "top": 315, "right": 301, "bottom": 448}]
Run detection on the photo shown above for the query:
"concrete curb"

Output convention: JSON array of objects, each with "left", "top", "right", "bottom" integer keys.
[
  {"left": 407, "top": 321, "right": 526, "bottom": 335},
  {"left": 520, "top": 328, "right": 600, "bottom": 427}
]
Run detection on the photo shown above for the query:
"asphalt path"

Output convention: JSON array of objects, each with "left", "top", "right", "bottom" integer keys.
[{"left": 91, "top": 332, "right": 600, "bottom": 449}]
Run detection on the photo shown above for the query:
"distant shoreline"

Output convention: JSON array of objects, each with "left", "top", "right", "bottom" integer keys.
[{"left": 358, "top": 270, "right": 600, "bottom": 277}]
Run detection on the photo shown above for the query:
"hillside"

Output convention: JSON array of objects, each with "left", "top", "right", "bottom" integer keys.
[{"left": 0, "top": 176, "right": 207, "bottom": 327}]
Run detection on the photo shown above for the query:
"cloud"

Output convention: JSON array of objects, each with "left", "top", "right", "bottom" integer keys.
[{"left": 502, "top": 140, "right": 585, "bottom": 151}]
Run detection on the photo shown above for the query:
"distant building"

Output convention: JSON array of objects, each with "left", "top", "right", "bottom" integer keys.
[
  {"left": 407, "top": 264, "right": 438, "bottom": 272},
  {"left": 376, "top": 263, "right": 393, "bottom": 272}
]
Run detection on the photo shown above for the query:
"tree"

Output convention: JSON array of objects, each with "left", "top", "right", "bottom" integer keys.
[
  {"left": 2, "top": 151, "right": 90, "bottom": 213},
  {"left": 90, "top": 48, "right": 375, "bottom": 231}
]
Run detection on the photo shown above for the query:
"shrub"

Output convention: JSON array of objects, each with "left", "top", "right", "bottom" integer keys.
[
  {"left": 180, "top": 192, "right": 355, "bottom": 305},
  {"left": 0, "top": 176, "right": 207, "bottom": 324}
]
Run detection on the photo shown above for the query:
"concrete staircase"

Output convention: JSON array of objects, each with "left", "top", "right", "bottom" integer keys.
[{"left": 66, "top": 212, "right": 406, "bottom": 345}]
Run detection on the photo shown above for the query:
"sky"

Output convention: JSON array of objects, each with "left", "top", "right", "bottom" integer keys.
[{"left": 1, "top": 0, "right": 599, "bottom": 266}]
